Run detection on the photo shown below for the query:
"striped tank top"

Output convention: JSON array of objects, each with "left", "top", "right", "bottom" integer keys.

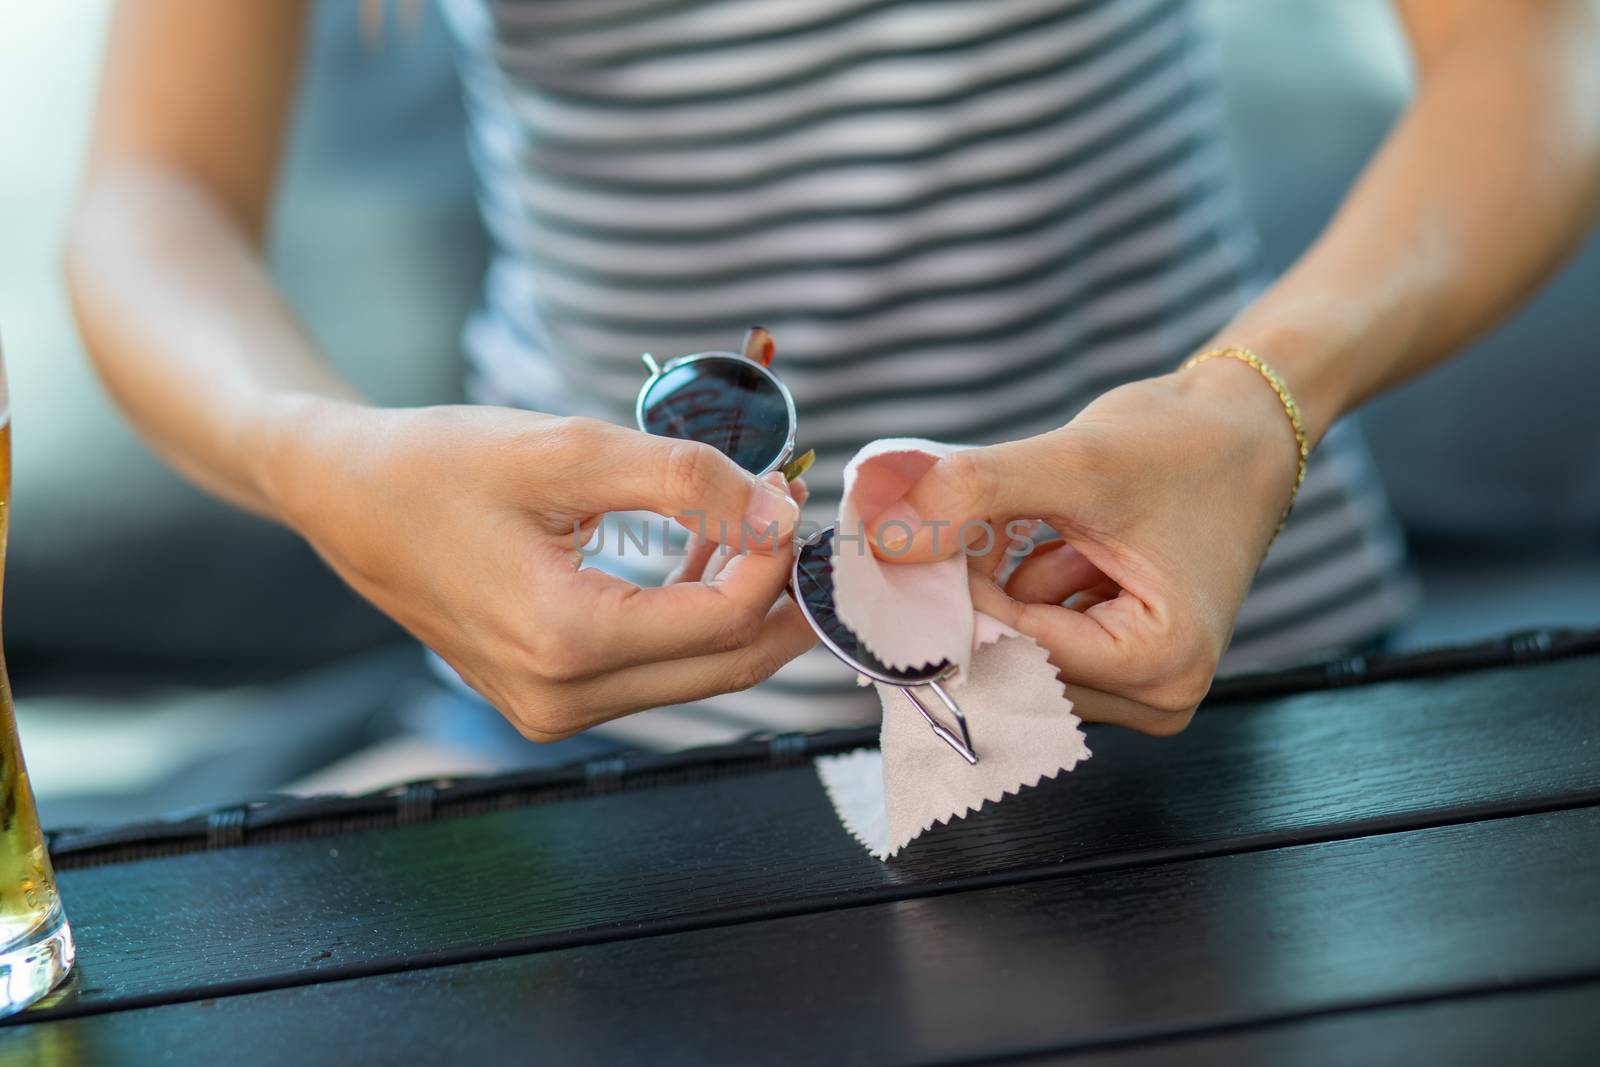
[{"left": 439, "top": 0, "right": 1419, "bottom": 747}]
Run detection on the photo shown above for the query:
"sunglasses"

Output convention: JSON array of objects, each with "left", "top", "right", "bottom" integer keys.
[
  {"left": 635, "top": 328, "right": 976, "bottom": 764},
  {"left": 636, "top": 327, "right": 812, "bottom": 482}
]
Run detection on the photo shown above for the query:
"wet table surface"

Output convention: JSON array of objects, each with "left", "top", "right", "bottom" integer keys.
[{"left": 4, "top": 631, "right": 1599, "bottom": 1065}]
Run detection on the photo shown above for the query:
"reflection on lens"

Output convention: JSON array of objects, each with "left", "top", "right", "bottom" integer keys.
[
  {"left": 794, "top": 527, "right": 949, "bottom": 684},
  {"left": 641, "top": 357, "right": 789, "bottom": 474}
]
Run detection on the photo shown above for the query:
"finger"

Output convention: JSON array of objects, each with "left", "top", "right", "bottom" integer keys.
[
  {"left": 970, "top": 576, "right": 1145, "bottom": 696},
  {"left": 1063, "top": 584, "right": 1120, "bottom": 612},
  {"left": 701, "top": 542, "right": 735, "bottom": 584},
  {"left": 869, "top": 435, "right": 1079, "bottom": 563},
  {"left": 970, "top": 523, "right": 1051, "bottom": 585},
  {"left": 1062, "top": 683, "right": 1197, "bottom": 737},
  {"left": 599, "top": 597, "right": 816, "bottom": 707},
  {"left": 664, "top": 533, "right": 719, "bottom": 585},
  {"left": 572, "top": 423, "right": 798, "bottom": 551},
  {"left": 788, "top": 476, "right": 810, "bottom": 509},
  {"left": 545, "top": 600, "right": 819, "bottom": 738},
  {"left": 980, "top": 519, "right": 1044, "bottom": 583},
  {"left": 1004, "top": 540, "right": 1109, "bottom": 603},
  {"left": 555, "top": 535, "right": 796, "bottom": 671}
]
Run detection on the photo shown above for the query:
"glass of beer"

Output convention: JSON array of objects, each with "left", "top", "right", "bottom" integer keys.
[{"left": 0, "top": 337, "right": 75, "bottom": 1015}]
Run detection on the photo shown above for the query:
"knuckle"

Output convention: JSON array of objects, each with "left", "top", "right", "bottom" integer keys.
[
  {"left": 730, "top": 654, "right": 776, "bottom": 691},
  {"left": 937, "top": 451, "right": 996, "bottom": 515},
  {"left": 472, "top": 669, "right": 590, "bottom": 745},
  {"left": 483, "top": 683, "right": 581, "bottom": 743},
  {"left": 1142, "top": 648, "right": 1216, "bottom": 716},
  {"left": 524, "top": 630, "right": 594, "bottom": 685},
  {"left": 662, "top": 440, "right": 722, "bottom": 509},
  {"left": 711, "top": 599, "right": 767, "bottom": 653},
  {"left": 1141, "top": 703, "right": 1198, "bottom": 737},
  {"left": 723, "top": 641, "right": 784, "bottom": 691},
  {"left": 508, "top": 703, "right": 579, "bottom": 743},
  {"left": 539, "top": 416, "right": 607, "bottom": 464},
  {"left": 561, "top": 416, "right": 609, "bottom": 448}
]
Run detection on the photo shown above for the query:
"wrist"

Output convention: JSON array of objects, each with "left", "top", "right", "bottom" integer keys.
[
  {"left": 242, "top": 392, "right": 376, "bottom": 530},
  {"left": 1197, "top": 321, "right": 1350, "bottom": 448},
  {"left": 1172, "top": 353, "right": 1306, "bottom": 530}
]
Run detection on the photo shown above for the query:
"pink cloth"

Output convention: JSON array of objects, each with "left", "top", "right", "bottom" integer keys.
[{"left": 814, "top": 439, "right": 1091, "bottom": 859}]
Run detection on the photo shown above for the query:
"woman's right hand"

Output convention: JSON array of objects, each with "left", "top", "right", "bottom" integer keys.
[{"left": 256, "top": 400, "right": 814, "bottom": 741}]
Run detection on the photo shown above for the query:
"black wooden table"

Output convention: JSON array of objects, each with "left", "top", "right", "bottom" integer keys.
[{"left": 4, "top": 630, "right": 1599, "bottom": 1065}]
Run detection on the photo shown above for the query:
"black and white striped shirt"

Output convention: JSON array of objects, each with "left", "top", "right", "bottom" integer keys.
[{"left": 440, "top": 0, "right": 1418, "bottom": 746}]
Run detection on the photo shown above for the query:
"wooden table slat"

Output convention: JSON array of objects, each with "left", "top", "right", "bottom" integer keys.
[
  {"left": 22, "top": 654, "right": 1600, "bottom": 1019},
  {"left": 1052, "top": 981, "right": 1600, "bottom": 1066},
  {"left": 8, "top": 807, "right": 1600, "bottom": 1066}
]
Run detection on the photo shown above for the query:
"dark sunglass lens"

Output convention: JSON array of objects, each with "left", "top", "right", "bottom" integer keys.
[
  {"left": 794, "top": 528, "right": 947, "bottom": 684},
  {"left": 641, "top": 358, "right": 789, "bottom": 474}
]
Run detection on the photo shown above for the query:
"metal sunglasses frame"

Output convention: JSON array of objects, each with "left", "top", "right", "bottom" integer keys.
[
  {"left": 791, "top": 525, "right": 978, "bottom": 765},
  {"left": 635, "top": 350, "right": 799, "bottom": 480},
  {"left": 635, "top": 345, "right": 976, "bottom": 765}
]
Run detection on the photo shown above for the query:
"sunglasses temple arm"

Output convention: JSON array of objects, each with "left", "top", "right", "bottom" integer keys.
[
  {"left": 780, "top": 448, "right": 815, "bottom": 483},
  {"left": 903, "top": 683, "right": 978, "bottom": 765}
]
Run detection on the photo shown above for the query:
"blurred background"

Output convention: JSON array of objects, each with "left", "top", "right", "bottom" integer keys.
[{"left": 1, "top": 0, "right": 1597, "bottom": 828}]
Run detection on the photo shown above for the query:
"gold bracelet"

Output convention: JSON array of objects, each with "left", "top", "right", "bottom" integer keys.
[{"left": 1178, "top": 346, "right": 1309, "bottom": 543}]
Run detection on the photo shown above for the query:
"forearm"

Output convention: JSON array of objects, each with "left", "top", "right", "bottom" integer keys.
[
  {"left": 1210, "top": 0, "right": 1600, "bottom": 446},
  {"left": 66, "top": 164, "right": 365, "bottom": 520}
]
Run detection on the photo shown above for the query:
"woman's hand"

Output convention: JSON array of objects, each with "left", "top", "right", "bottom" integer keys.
[
  {"left": 258, "top": 400, "right": 814, "bottom": 741},
  {"left": 870, "top": 360, "right": 1299, "bottom": 734}
]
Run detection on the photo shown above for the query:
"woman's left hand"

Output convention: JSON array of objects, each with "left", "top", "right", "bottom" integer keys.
[{"left": 870, "top": 361, "right": 1300, "bottom": 734}]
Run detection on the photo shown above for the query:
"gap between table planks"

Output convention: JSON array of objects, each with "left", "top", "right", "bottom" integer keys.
[
  {"left": 8, "top": 654, "right": 1600, "bottom": 1026},
  {"left": 3, "top": 807, "right": 1599, "bottom": 1065}
]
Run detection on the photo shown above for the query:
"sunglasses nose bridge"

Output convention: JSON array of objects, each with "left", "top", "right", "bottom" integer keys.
[{"left": 641, "top": 352, "right": 662, "bottom": 375}]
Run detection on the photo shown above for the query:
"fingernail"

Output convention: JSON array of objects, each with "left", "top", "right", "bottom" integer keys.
[
  {"left": 870, "top": 501, "right": 918, "bottom": 556},
  {"left": 744, "top": 472, "right": 799, "bottom": 545}
]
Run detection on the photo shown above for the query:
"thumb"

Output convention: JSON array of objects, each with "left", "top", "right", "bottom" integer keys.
[
  {"left": 869, "top": 435, "right": 1074, "bottom": 563},
  {"left": 577, "top": 424, "right": 799, "bottom": 551}
]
